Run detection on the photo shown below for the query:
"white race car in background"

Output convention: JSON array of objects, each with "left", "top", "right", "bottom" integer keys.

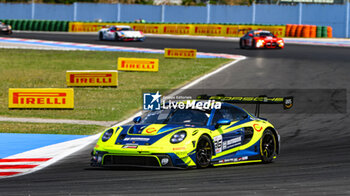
[{"left": 98, "top": 25, "right": 145, "bottom": 41}]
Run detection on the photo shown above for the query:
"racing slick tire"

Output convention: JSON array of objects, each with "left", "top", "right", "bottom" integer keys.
[
  {"left": 251, "top": 39, "right": 256, "bottom": 49},
  {"left": 99, "top": 32, "right": 103, "bottom": 41},
  {"left": 115, "top": 33, "right": 121, "bottom": 41},
  {"left": 260, "top": 129, "right": 277, "bottom": 163},
  {"left": 239, "top": 39, "right": 244, "bottom": 49},
  {"left": 196, "top": 135, "right": 213, "bottom": 169}
]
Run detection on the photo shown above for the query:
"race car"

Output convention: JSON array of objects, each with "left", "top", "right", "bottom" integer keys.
[
  {"left": 239, "top": 30, "right": 284, "bottom": 49},
  {"left": 0, "top": 22, "right": 12, "bottom": 35},
  {"left": 98, "top": 25, "right": 145, "bottom": 41},
  {"left": 91, "top": 95, "right": 293, "bottom": 168}
]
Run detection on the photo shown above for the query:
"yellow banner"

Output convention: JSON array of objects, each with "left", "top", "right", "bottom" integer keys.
[
  {"left": 8, "top": 88, "right": 74, "bottom": 109},
  {"left": 66, "top": 70, "right": 118, "bottom": 87},
  {"left": 162, "top": 24, "right": 192, "bottom": 35},
  {"left": 164, "top": 48, "right": 197, "bottom": 58},
  {"left": 130, "top": 24, "right": 163, "bottom": 34},
  {"left": 192, "top": 24, "right": 224, "bottom": 36},
  {"left": 68, "top": 22, "right": 286, "bottom": 37},
  {"left": 117, "top": 58, "right": 159, "bottom": 72}
]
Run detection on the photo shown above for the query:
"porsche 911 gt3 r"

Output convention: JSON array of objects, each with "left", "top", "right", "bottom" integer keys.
[
  {"left": 91, "top": 96, "right": 293, "bottom": 168},
  {"left": 0, "top": 22, "right": 12, "bottom": 35},
  {"left": 98, "top": 25, "right": 145, "bottom": 41},
  {"left": 239, "top": 30, "right": 284, "bottom": 49}
]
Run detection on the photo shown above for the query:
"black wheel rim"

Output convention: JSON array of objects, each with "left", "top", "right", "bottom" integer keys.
[
  {"left": 262, "top": 134, "right": 275, "bottom": 158},
  {"left": 196, "top": 139, "right": 212, "bottom": 167}
]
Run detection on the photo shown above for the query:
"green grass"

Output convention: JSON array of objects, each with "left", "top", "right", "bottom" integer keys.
[
  {"left": 0, "top": 49, "right": 230, "bottom": 122},
  {"left": 0, "top": 122, "right": 106, "bottom": 135}
]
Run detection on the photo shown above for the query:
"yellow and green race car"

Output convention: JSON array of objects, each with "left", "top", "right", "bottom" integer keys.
[{"left": 91, "top": 95, "right": 293, "bottom": 168}]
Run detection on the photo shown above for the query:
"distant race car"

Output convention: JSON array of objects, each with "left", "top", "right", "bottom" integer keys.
[
  {"left": 0, "top": 22, "right": 12, "bottom": 35},
  {"left": 239, "top": 30, "right": 284, "bottom": 49},
  {"left": 91, "top": 95, "right": 293, "bottom": 169},
  {"left": 98, "top": 25, "right": 145, "bottom": 41}
]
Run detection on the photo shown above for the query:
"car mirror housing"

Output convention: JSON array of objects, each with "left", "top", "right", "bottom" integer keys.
[
  {"left": 215, "top": 119, "right": 231, "bottom": 129},
  {"left": 133, "top": 116, "right": 142, "bottom": 124}
]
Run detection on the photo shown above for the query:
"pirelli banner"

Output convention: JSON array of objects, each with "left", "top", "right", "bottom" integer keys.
[
  {"left": 118, "top": 58, "right": 159, "bottom": 72},
  {"left": 69, "top": 22, "right": 286, "bottom": 38},
  {"left": 164, "top": 48, "right": 197, "bottom": 59},
  {"left": 8, "top": 88, "right": 74, "bottom": 109},
  {"left": 66, "top": 70, "right": 118, "bottom": 87}
]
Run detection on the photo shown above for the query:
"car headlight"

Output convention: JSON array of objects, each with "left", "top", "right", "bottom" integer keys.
[
  {"left": 102, "top": 129, "right": 114, "bottom": 142},
  {"left": 170, "top": 131, "right": 187, "bottom": 144}
]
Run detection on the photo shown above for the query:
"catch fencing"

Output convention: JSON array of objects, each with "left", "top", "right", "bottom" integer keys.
[{"left": 0, "top": 3, "right": 349, "bottom": 38}]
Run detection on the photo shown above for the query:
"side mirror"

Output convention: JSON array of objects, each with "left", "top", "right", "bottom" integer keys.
[
  {"left": 133, "top": 116, "right": 142, "bottom": 124},
  {"left": 215, "top": 119, "right": 231, "bottom": 129},
  {"left": 248, "top": 33, "right": 253, "bottom": 37}
]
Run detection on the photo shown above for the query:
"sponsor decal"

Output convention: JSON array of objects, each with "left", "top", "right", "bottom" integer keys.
[
  {"left": 8, "top": 88, "right": 74, "bottom": 109},
  {"left": 218, "top": 156, "right": 248, "bottom": 164},
  {"left": 145, "top": 127, "right": 157, "bottom": 134},
  {"left": 163, "top": 25, "right": 191, "bottom": 34},
  {"left": 164, "top": 48, "right": 197, "bottom": 59},
  {"left": 173, "top": 147, "right": 186, "bottom": 151},
  {"left": 66, "top": 70, "right": 118, "bottom": 87},
  {"left": 222, "top": 136, "right": 241, "bottom": 150},
  {"left": 193, "top": 25, "right": 223, "bottom": 36},
  {"left": 132, "top": 24, "right": 160, "bottom": 34},
  {"left": 118, "top": 58, "right": 159, "bottom": 72},
  {"left": 214, "top": 135, "right": 223, "bottom": 153},
  {"left": 253, "top": 124, "right": 263, "bottom": 132},
  {"left": 123, "top": 137, "right": 150, "bottom": 142},
  {"left": 122, "top": 145, "right": 138, "bottom": 149}
]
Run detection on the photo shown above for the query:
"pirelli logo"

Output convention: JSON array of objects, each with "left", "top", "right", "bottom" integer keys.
[
  {"left": 9, "top": 88, "right": 74, "bottom": 109},
  {"left": 66, "top": 70, "right": 118, "bottom": 87},
  {"left": 118, "top": 58, "right": 159, "bottom": 72},
  {"left": 164, "top": 48, "right": 197, "bottom": 59}
]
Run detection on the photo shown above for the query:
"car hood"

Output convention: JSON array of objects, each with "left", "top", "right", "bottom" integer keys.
[{"left": 114, "top": 124, "right": 198, "bottom": 145}]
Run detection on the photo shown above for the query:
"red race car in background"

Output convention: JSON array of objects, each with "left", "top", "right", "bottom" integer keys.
[{"left": 239, "top": 30, "right": 284, "bottom": 49}]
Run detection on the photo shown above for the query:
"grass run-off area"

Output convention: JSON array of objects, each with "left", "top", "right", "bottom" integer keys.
[
  {"left": 0, "top": 49, "right": 231, "bottom": 124},
  {"left": 0, "top": 121, "right": 106, "bottom": 135}
]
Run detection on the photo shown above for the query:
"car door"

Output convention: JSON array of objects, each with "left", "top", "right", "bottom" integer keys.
[
  {"left": 211, "top": 105, "right": 248, "bottom": 154},
  {"left": 105, "top": 27, "right": 116, "bottom": 40}
]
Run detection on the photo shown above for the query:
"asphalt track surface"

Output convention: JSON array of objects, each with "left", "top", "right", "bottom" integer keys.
[{"left": 1, "top": 33, "right": 350, "bottom": 195}]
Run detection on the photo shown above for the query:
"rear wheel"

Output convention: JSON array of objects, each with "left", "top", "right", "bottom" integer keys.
[
  {"left": 99, "top": 32, "right": 103, "bottom": 41},
  {"left": 251, "top": 39, "right": 256, "bottom": 49},
  {"left": 239, "top": 39, "right": 244, "bottom": 49},
  {"left": 196, "top": 135, "right": 213, "bottom": 168},
  {"left": 260, "top": 129, "right": 277, "bottom": 163}
]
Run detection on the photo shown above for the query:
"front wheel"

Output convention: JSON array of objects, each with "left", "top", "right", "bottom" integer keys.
[
  {"left": 260, "top": 129, "right": 277, "bottom": 163},
  {"left": 239, "top": 39, "right": 244, "bottom": 49},
  {"left": 196, "top": 135, "right": 213, "bottom": 168}
]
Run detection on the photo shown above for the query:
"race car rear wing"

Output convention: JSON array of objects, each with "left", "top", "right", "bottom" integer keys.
[{"left": 196, "top": 95, "right": 293, "bottom": 117}]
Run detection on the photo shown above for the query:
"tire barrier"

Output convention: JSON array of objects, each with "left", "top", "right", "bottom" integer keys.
[
  {"left": 0, "top": 19, "right": 70, "bottom": 32},
  {"left": 286, "top": 24, "right": 332, "bottom": 38}
]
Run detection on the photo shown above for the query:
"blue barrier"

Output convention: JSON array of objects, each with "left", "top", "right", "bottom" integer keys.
[{"left": 0, "top": 2, "right": 349, "bottom": 38}]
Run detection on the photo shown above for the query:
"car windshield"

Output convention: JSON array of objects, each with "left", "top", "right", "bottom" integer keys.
[
  {"left": 254, "top": 32, "right": 274, "bottom": 37},
  {"left": 140, "top": 109, "right": 210, "bottom": 126}
]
